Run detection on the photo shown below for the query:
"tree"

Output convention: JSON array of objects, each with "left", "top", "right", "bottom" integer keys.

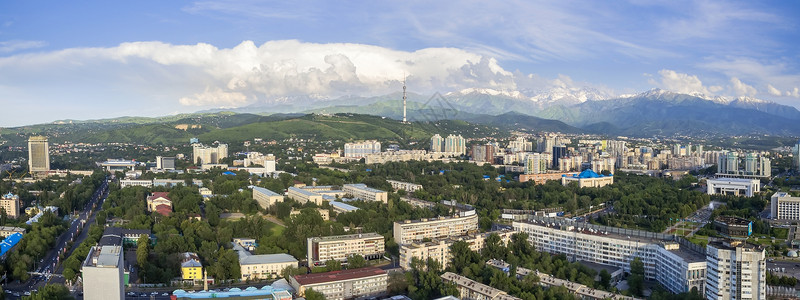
[
  {"left": 324, "top": 259, "right": 342, "bottom": 272},
  {"left": 137, "top": 235, "right": 151, "bottom": 268},
  {"left": 599, "top": 269, "right": 611, "bottom": 289},
  {"left": 304, "top": 289, "right": 326, "bottom": 300},
  {"left": 347, "top": 254, "right": 367, "bottom": 269},
  {"left": 628, "top": 257, "right": 645, "bottom": 297},
  {"left": 24, "top": 284, "right": 74, "bottom": 300}
]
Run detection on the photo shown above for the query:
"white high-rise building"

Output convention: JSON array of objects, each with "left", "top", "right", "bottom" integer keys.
[
  {"left": 705, "top": 240, "right": 766, "bottom": 300},
  {"left": 430, "top": 134, "right": 444, "bottom": 152},
  {"left": 771, "top": 192, "right": 800, "bottom": 220},
  {"left": 192, "top": 144, "right": 228, "bottom": 165},
  {"left": 759, "top": 156, "right": 771, "bottom": 177},
  {"left": 27, "top": 136, "right": 50, "bottom": 173},
  {"left": 744, "top": 153, "right": 758, "bottom": 175},
  {"left": 524, "top": 153, "right": 549, "bottom": 175}
]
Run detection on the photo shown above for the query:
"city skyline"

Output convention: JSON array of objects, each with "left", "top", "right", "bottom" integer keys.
[{"left": 1, "top": 1, "right": 799, "bottom": 127}]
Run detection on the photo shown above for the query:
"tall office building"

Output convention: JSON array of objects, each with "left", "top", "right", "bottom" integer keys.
[
  {"left": 705, "top": 240, "right": 766, "bottom": 300},
  {"left": 444, "top": 134, "right": 466, "bottom": 155},
  {"left": 552, "top": 145, "right": 567, "bottom": 168},
  {"left": 82, "top": 245, "right": 125, "bottom": 300},
  {"left": 27, "top": 136, "right": 50, "bottom": 173},
  {"left": 430, "top": 134, "right": 444, "bottom": 152}
]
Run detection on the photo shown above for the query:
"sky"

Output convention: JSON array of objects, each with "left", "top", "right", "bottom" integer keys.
[{"left": 1, "top": 0, "right": 799, "bottom": 127}]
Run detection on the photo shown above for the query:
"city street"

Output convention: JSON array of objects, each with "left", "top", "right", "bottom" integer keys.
[{"left": 4, "top": 178, "right": 108, "bottom": 297}]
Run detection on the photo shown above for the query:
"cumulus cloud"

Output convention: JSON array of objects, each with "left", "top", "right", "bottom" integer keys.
[
  {"left": 766, "top": 84, "right": 782, "bottom": 96},
  {"left": 729, "top": 77, "right": 757, "bottom": 97},
  {"left": 0, "top": 40, "right": 526, "bottom": 108},
  {"left": 650, "top": 69, "right": 716, "bottom": 96},
  {"left": 789, "top": 87, "right": 800, "bottom": 98},
  {"left": 0, "top": 40, "right": 46, "bottom": 53}
]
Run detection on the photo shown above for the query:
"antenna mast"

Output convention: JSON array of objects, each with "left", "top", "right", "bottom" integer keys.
[{"left": 402, "top": 75, "right": 407, "bottom": 123}]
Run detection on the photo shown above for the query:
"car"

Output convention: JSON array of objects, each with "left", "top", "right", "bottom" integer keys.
[
  {"left": 140, "top": 293, "right": 148, "bottom": 297},
  {"left": 151, "top": 291, "right": 159, "bottom": 295},
  {"left": 23, "top": 291, "right": 31, "bottom": 296},
  {"left": 162, "top": 292, "right": 170, "bottom": 296}
]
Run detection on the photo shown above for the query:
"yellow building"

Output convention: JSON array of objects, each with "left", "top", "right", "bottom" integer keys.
[{"left": 181, "top": 252, "right": 203, "bottom": 280}]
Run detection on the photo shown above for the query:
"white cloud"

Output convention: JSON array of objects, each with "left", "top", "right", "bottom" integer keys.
[
  {"left": 789, "top": 88, "right": 800, "bottom": 98},
  {"left": 729, "top": 77, "right": 757, "bottom": 97},
  {"left": 767, "top": 84, "right": 782, "bottom": 96},
  {"left": 0, "top": 40, "right": 46, "bottom": 53},
  {"left": 650, "top": 69, "right": 713, "bottom": 96},
  {"left": 178, "top": 87, "right": 248, "bottom": 106},
  {"left": 0, "top": 40, "right": 525, "bottom": 108}
]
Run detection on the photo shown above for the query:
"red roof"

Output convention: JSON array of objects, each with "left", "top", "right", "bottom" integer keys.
[
  {"left": 293, "top": 267, "right": 386, "bottom": 286},
  {"left": 155, "top": 204, "right": 172, "bottom": 216},
  {"left": 148, "top": 192, "right": 170, "bottom": 201}
]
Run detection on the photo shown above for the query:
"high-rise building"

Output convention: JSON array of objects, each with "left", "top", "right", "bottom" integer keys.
[
  {"left": 393, "top": 212, "right": 479, "bottom": 245},
  {"left": 744, "top": 153, "right": 758, "bottom": 175},
  {"left": 718, "top": 151, "right": 739, "bottom": 175},
  {"left": 155, "top": 156, "right": 175, "bottom": 170},
  {"left": 524, "top": 153, "right": 549, "bottom": 175},
  {"left": 430, "top": 134, "right": 444, "bottom": 152},
  {"left": 444, "top": 134, "right": 466, "bottom": 155},
  {"left": 705, "top": 240, "right": 766, "bottom": 300},
  {"left": 552, "top": 145, "right": 567, "bottom": 168},
  {"left": 673, "top": 144, "right": 682, "bottom": 157},
  {"left": 344, "top": 141, "right": 381, "bottom": 158},
  {"left": 794, "top": 140, "right": 800, "bottom": 171},
  {"left": 307, "top": 233, "right": 385, "bottom": 266},
  {"left": 759, "top": 156, "right": 771, "bottom": 177},
  {"left": 27, "top": 136, "right": 50, "bottom": 173},
  {"left": 82, "top": 245, "right": 125, "bottom": 300},
  {"left": 192, "top": 144, "right": 228, "bottom": 165}
]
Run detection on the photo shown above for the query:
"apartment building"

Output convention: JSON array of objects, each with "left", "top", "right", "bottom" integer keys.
[
  {"left": 393, "top": 212, "right": 479, "bottom": 245},
  {"left": 0, "top": 192, "right": 20, "bottom": 218},
  {"left": 705, "top": 240, "right": 766, "bottom": 300},
  {"left": 771, "top": 192, "right": 800, "bottom": 220},
  {"left": 82, "top": 245, "right": 125, "bottom": 300},
  {"left": 387, "top": 180, "right": 423, "bottom": 193},
  {"left": 441, "top": 272, "right": 521, "bottom": 300},
  {"left": 307, "top": 233, "right": 385, "bottom": 266},
  {"left": 232, "top": 240, "right": 298, "bottom": 280},
  {"left": 399, "top": 230, "right": 512, "bottom": 270},
  {"left": 289, "top": 267, "right": 388, "bottom": 300},
  {"left": 343, "top": 184, "right": 388, "bottom": 203}
]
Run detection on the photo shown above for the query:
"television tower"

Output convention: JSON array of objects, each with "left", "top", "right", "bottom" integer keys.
[{"left": 402, "top": 75, "right": 407, "bottom": 123}]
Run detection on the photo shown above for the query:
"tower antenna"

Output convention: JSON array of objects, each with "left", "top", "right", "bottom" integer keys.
[{"left": 402, "top": 74, "right": 407, "bottom": 123}]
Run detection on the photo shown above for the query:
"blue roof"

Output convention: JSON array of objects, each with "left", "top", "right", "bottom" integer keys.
[
  {"left": 222, "top": 171, "right": 237, "bottom": 175},
  {"left": 573, "top": 169, "right": 607, "bottom": 179},
  {"left": 0, "top": 233, "right": 23, "bottom": 256}
]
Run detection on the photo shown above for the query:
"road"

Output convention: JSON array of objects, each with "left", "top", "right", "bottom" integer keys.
[{"left": 3, "top": 178, "right": 108, "bottom": 298}]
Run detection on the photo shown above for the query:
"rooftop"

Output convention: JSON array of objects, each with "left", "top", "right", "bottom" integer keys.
[
  {"left": 310, "top": 232, "right": 382, "bottom": 243},
  {"left": 251, "top": 186, "right": 281, "bottom": 197},
  {"left": 231, "top": 242, "right": 298, "bottom": 265},
  {"left": 0, "top": 232, "right": 23, "bottom": 257},
  {"left": 288, "top": 186, "right": 322, "bottom": 197},
  {"left": 714, "top": 216, "right": 752, "bottom": 227},
  {"left": 344, "top": 183, "right": 386, "bottom": 194},
  {"left": 565, "top": 169, "right": 611, "bottom": 179},
  {"left": 84, "top": 245, "right": 122, "bottom": 268},
  {"left": 330, "top": 201, "right": 359, "bottom": 212},
  {"left": 148, "top": 192, "right": 171, "bottom": 200},
  {"left": 293, "top": 267, "right": 386, "bottom": 286},
  {"left": 395, "top": 212, "right": 478, "bottom": 226}
]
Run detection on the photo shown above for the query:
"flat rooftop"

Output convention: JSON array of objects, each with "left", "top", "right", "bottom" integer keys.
[
  {"left": 231, "top": 242, "right": 298, "bottom": 265},
  {"left": 84, "top": 245, "right": 122, "bottom": 268},
  {"left": 251, "top": 186, "right": 281, "bottom": 197},
  {"left": 310, "top": 232, "right": 382, "bottom": 243},
  {"left": 517, "top": 219, "right": 667, "bottom": 245},
  {"left": 288, "top": 187, "right": 321, "bottom": 197},
  {"left": 395, "top": 213, "right": 477, "bottom": 226},
  {"left": 714, "top": 216, "right": 751, "bottom": 227},
  {"left": 293, "top": 267, "right": 386, "bottom": 286},
  {"left": 344, "top": 183, "right": 386, "bottom": 194}
]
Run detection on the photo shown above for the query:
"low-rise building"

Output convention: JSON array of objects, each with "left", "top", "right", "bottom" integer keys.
[
  {"left": 519, "top": 172, "right": 579, "bottom": 185},
  {"left": 0, "top": 226, "right": 24, "bottom": 238},
  {"left": 289, "top": 267, "right": 388, "bottom": 300},
  {"left": 330, "top": 201, "right": 359, "bottom": 213},
  {"left": 343, "top": 184, "right": 388, "bottom": 203},
  {"left": 393, "top": 212, "right": 479, "bottom": 245},
  {"left": 291, "top": 208, "right": 329, "bottom": 221},
  {"left": 252, "top": 186, "right": 284, "bottom": 209},
  {"left": 287, "top": 187, "right": 324, "bottom": 205},
  {"left": 232, "top": 240, "right": 298, "bottom": 280},
  {"left": 713, "top": 216, "right": 752, "bottom": 238},
  {"left": 147, "top": 192, "right": 172, "bottom": 216},
  {"left": 387, "top": 180, "right": 423, "bottom": 193},
  {"left": 307, "top": 233, "right": 385, "bottom": 266},
  {"left": 706, "top": 178, "right": 760, "bottom": 197},
  {"left": 561, "top": 169, "right": 614, "bottom": 188},
  {"left": 181, "top": 252, "right": 203, "bottom": 281},
  {"left": 441, "top": 272, "right": 520, "bottom": 300}
]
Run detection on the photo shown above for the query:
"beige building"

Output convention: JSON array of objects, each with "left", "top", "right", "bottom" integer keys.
[
  {"left": 291, "top": 208, "right": 329, "bottom": 221},
  {"left": 771, "top": 192, "right": 800, "bottom": 220},
  {"left": 393, "top": 212, "right": 479, "bottom": 245},
  {"left": 252, "top": 186, "right": 284, "bottom": 209},
  {"left": 561, "top": 169, "right": 614, "bottom": 188},
  {"left": 0, "top": 226, "right": 25, "bottom": 238},
  {"left": 0, "top": 192, "right": 21, "bottom": 218},
  {"left": 399, "top": 230, "right": 512, "bottom": 270},
  {"left": 146, "top": 192, "right": 172, "bottom": 212},
  {"left": 342, "top": 184, "right": 387, "bottom": 203},
  {"left": 307, "top": 233, "right": 385, "bottom": 266},
  {"left": 192, "top": 143, "right": 228, "bottom": 165},
  {"left": 232, "top": 241, "right": 298, "bottom": 280},
  {"left": 289, "top": 267, "right": 388, "bottom": 300},
  {"left": 706, "top": 240, "right": 766, "bottom": 300},
  {"left": 441, "top": 272, "right": 520, "bottom": 300},
  {"left": 28, "top": 136, "right": 50, "bottom": 173}
]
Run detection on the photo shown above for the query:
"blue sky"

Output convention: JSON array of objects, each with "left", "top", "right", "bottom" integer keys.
[{"left": 1, "top": 0, "right": 799, "bottom": 127}]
